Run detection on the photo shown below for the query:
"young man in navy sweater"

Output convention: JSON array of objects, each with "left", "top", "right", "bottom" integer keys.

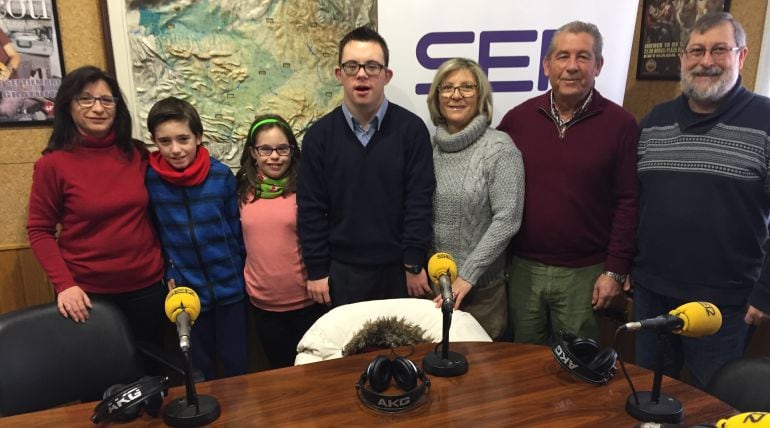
[{"left": 297, "top": 26, "right": 436, "bottom": 307}]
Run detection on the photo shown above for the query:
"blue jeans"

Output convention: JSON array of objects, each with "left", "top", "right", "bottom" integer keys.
[{"left": 633, "top": 284, "right": 752, "bottom": 389}]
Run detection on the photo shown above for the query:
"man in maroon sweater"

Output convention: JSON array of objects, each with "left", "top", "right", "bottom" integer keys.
[{"left": 497, "top": 21, "right": 639, "bottom": 344}]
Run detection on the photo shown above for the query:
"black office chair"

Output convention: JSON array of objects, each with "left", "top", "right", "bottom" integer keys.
[
  {"left": 705, "top": 357, "right": 770, "bottom": 412},
  {"left": 0, "top": 301, "right": 159, "bottom": 416}
]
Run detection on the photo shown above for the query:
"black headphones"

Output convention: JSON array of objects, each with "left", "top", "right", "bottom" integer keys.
[
  {"left": 355, "top": 354, "right": 430, "bottom": 413},
  {"left": 551, "top": 331, "right": 617, "bottom": 385},
  {"left": 91, "top": 376, "right": 168, "bottom": 424}
]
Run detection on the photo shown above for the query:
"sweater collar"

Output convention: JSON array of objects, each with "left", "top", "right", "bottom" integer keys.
[
  {"left": 79, "top": 130, "right": 116, "bottom": 148},
  {"left": 434, "top": 114, "right": 488, "bottom": 153}
]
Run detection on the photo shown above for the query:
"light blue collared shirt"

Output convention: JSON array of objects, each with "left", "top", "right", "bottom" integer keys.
[{"left": 341, "top": 99, "right": 389, "bottom": 147}]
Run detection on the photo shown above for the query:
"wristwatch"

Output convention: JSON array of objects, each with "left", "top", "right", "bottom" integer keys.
[
  {"left": 404, "top": 264, "right": 422, "bottom": 275},
  {"left": 602, "top": 270, "right": 627, "bottom": 284}
]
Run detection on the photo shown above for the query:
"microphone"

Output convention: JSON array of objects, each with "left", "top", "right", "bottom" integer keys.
[
  {"left": 164, "top": 287, "right": 201, "bottom": 352},
  {"left": 427, "top": 252, "right": 458, "bottom": 310},
  {"left": 422, "top": 252, "right": 467, "bottom": 377},
  {"left": 716, "top": 412, "right": 770, "bottom": 427},
  {"left": 620, "top": 301, "right": 722, "bottom": 337}
]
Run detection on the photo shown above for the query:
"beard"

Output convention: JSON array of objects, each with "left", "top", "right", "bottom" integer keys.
[{"left": 680, "top": 64, "right": 737, "bottom": 105}]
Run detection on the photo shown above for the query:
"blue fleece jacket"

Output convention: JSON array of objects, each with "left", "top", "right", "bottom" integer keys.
[{"left": 146, "top": 157, "right": 245, "bottom": 311}]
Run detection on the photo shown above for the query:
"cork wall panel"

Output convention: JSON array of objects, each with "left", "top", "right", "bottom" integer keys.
[
  {"left": 0, "top": 163, "right": 34, "bottom": 246},
  {"left": 0, "top": 0, "right": 106, "bottom": 247},
  {"left": 624, "top": 0, "right": 768, "bottom": 120}
]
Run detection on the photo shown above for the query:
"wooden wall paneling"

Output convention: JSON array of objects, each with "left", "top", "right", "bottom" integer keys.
[{"left": 0, "top": 248, "right": 52, "bottom": 315}]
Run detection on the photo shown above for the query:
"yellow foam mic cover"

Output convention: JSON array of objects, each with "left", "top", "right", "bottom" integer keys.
[
  {"left": 669, "top": 301, "right": 722, "bottom": 337},
  {"left": 427, "top": 252, "right": 458, "bottom": 285},
  {"left": 717, "top": 412, "right": 770, "bottom": 428},
  {"left": 164, "top": 286, "right": 201, "bottom": 323}
]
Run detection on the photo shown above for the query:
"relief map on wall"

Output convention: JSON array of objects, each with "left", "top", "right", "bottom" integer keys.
[{"left": 113, "top": 0, "right": 376, "bottom": 167}]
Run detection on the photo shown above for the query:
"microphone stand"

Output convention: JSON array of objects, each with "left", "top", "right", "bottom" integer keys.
[
  {"left": 625, "top": 331, "right": 683, "bottom": 424},
  {"left": 164, "top": 349, "right": 221, "bottom": 427},
  {"left": 422, "top": 299, "right": 468, "bottom": 377}
]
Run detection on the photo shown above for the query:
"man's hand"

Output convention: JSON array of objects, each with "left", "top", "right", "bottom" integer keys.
[
  {"left": 744, "top": 305, "right": 769, "bottom": 326},
  {"left": 307, "top": 277, "right": 331, "bottom": 305},
  {"left": 406, "top": 268, "right": 432, "bottom": 297},
  {"left": 592, "top": 273, "right": 622, "bottom": 310},
  {"left": 57, "top": 285, "right": 92, "bottom": 323},
  {"left": 432, "top": 277, "right": 473, "bottom": 310}
]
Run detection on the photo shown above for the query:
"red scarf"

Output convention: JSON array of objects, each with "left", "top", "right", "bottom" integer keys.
[{"left": 149, "top": 145, "right": 211, "bottom": 187}]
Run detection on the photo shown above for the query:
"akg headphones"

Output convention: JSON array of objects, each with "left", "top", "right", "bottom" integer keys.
[
  {"left": 355, "top": 354, "right": 431, "bottom": 413},
  {"left": 91, "top": 376, "right": 168, "bottom": 424},
  {"left": 551, "top": 331, "right": 617, "bottom": 385}
]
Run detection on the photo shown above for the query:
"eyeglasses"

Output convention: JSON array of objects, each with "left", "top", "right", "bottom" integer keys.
[
  {"left": 253, "top": 144, "right": 292, "bottom": 157},
  {"left": 339, "top": 61, "right": 385, "bottom": 76},
  {"left": 75, "top": 95, "right": 118, "bottom": 108},
  {"left": 682, "top": 46, "right": 742, "bottom": 60},
  {"left": 438, "top": 84, "right": 478, "bottom": 98}
]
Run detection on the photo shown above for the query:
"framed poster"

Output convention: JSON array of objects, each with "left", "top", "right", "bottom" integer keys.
[
  {"left": 0, "top": 0, "right": 65, "bottom": 125},
  {"left": 636, "top": 0, "right": 730, "bottom": 80}
]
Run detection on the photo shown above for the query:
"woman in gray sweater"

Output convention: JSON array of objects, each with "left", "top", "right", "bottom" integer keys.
[{"left": 426, "top": 58, "right": 525, "bottom": 339}]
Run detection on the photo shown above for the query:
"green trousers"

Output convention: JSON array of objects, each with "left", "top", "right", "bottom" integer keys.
[{"left": 507, "top": 256, "right": 603, "bottom": 344}]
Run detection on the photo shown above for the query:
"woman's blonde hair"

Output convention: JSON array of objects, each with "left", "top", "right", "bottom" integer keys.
[{"left": 426, "top": 58, "right": 492, "bottom": 127}]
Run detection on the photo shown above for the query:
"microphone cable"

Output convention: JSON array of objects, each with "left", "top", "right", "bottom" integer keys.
[{"left": 615, "top": 326, "right": 641, "bottom": 405}]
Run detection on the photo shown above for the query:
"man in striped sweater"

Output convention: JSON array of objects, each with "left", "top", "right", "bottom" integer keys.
[{"left": 632, "top": 12, "right": 770, "bottom": 388}]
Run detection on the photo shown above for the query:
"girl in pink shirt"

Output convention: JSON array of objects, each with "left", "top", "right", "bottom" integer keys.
[{"left": 237, "top": 115, "right": 328, "bottom": 368}]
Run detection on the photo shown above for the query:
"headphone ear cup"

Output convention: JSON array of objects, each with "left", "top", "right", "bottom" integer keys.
[
  {"left": 391, "top": 357, "right": 419, "bottom": 391},
  {"left": 568, "top": 337, "right": 600, "bottom": 364},
  {"left": 136, "top": 376, "right": 165, "bottom": 417},
  {"left": 589, "top": 347, "right": 618, "bottom": 374},
  {"left": 366, "top": 355, "right": 392, "bottom": 392}
]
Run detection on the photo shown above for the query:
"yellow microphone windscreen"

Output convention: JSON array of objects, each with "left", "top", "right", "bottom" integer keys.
[{"left": 164, "top": 287, "right": 201, "bottom": 323}]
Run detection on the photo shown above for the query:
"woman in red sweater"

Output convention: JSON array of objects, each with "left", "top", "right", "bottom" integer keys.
[{"left": 27, "top": 66, "right": 165, "bottom": 347}]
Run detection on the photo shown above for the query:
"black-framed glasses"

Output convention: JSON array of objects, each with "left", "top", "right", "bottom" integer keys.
[
  {"left": 682, "top": 46, "right": 742, "bottom": 60},
  {"left": 253, "top": 144, "right": 292, "bottom": 157},
  {"left": 438, "top": 84, "right": 478, "bottom": 98},
  {"left": 75, "top": 95, "right": 118, "bottom": 108},
  {"left": 339, "top": 61, "right": 385, "bottom": 76}
]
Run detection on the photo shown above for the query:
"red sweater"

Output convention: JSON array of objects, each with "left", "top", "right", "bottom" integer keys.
[
  {"left": 27, "top": 139, "right": 163, "bottom": 294},
  {"left": 497, "top": 91, "right": 639, "bottom": 273}
]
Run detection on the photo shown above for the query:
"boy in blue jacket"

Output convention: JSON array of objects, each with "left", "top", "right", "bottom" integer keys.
[{"left": 146, "top": 97, "right": 248, "bottom": 379}]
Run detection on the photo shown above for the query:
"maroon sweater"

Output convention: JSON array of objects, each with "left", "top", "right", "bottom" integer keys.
[
  {"left": 497, "top": 90, "right": 639, "bottom": 274},
  {"left": 27, "top": 137, "right": 163, "bottom": 294}
]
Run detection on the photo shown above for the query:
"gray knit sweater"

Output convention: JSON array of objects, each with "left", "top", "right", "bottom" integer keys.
[{"left": 432, "top": 114, "right": 525, "bottom": 288}]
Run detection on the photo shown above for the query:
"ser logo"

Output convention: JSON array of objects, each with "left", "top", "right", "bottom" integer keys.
[
  {"left": 554, "top": 345, "right": 578, "bottom": 370},
  {"left": 414, "top": 29, "right": 556, "bottom": 95},
  {"left": 377, "top": 396, "right": 411, "bottom": 408}
]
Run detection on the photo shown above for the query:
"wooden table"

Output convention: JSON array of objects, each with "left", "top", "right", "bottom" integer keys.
[{"left": 0, "top": 342, "right": 736, "bottom": 427}]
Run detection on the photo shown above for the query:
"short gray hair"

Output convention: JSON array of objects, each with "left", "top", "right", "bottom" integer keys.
[
  {"left": 546, "top": 21, "right": 603, "bottom": 62},
  {"left": 685, "top": 12, "right": 746, "bottom": 48}
]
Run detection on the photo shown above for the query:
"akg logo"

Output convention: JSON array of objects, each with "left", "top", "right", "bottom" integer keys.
[
  {"left": 378, "top": 396, "right": 411, "bottom": 408},
  {"left": 554, "top": 345, "right": 578, "bottom": 370},
  {"left": 414, "top": 29, "right": 556, "bottom": 95},
  {"left": 108, "top": 387, "right": 143, "bottom": 413}
]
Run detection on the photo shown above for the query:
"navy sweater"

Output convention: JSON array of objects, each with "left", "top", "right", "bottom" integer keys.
[
  {"left": 634, "top": 79, "right": 770, "bottom": 312},
  {"left": 297, "top": 102, "right": 435, "bottom": 279},
  {"left": 146, "top": 158, "right": 246, "bottom": 310}
]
